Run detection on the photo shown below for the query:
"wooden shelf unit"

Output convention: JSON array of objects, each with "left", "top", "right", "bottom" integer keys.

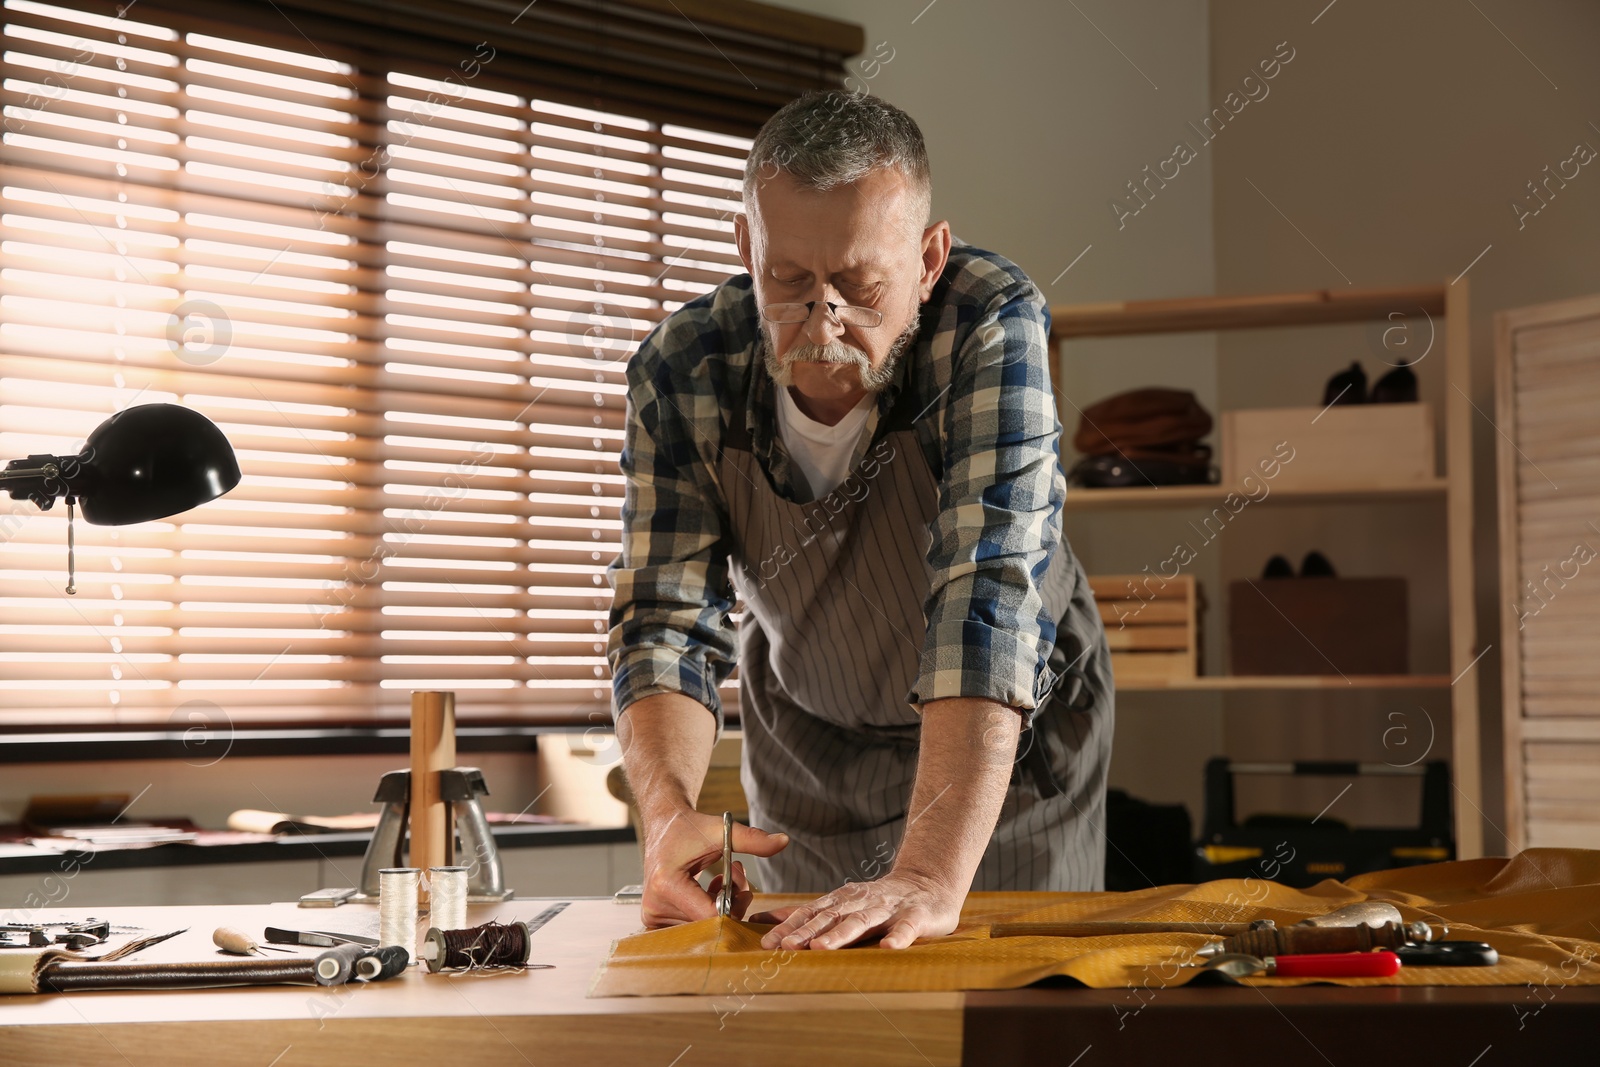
[{"left": 1050, "top": 281, "right": 1482, "bottom": 859}]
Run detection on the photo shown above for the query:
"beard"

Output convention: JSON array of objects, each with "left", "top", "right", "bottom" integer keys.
[{"left": 760, "top": 305, "right": 922, "bottom": 394}]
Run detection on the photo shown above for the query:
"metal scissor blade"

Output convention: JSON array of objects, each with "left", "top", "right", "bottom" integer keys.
[
  {"left": 717, "top": 811, "right": 733, "bottom": 917},
  {"left": 308, "top": 929, "right": 379, "bottom": 947},
  {"left": 263, "top": 926, "right": 377, "bottom": 948}
]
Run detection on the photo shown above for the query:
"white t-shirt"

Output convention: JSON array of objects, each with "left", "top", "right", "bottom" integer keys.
[{"left": 776, "top": 385, "right": 874, "bottom": 501}]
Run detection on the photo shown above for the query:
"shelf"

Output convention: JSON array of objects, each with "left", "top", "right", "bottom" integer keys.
[
  {"left": 1117, "top": 674, "right": 1453, "bottom": 692},
  {"left": 1050, "top": 283, "right": 1447, "bottom": 339},
  {"left": 1046, "top": 277, "right": 1481, "bottom": 859},
  {"left": 1064, "top": 479, "right": 1448, "bottom": 511}
]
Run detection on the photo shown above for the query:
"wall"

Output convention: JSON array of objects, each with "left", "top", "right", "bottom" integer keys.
[
  {"left": 1209, "top": 0, "right": 1600, "bottom": 852},
  {"left": 770, "top": 0, "right": 1224, "bottom": 824}
]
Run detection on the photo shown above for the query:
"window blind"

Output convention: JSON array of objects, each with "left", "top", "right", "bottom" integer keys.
[{"left": 0, "top": 0, "right": 860, "bottom": 726}]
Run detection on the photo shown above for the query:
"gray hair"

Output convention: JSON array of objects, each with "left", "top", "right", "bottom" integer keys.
[{"left": 743, "top": 89, "right": 932, "bottom": 238}]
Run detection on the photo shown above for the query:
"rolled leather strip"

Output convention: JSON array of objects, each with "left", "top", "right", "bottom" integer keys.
[{"left": 39, "top": 957, "right": 319, "bottom": 992}]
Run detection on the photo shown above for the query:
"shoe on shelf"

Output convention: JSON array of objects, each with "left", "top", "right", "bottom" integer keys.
[
  {"left": 1372, "top": 362, "right": 1419, "bottom": 403},
  {"left": 1300, "top": 550, "right": 1337, "bottom": 577},
  {"left": 1323, "top": 361, "right": 1367, "bottom": 406},
  {"left": 1262, "top": 554, "right": 1294, "bottom": 579}
]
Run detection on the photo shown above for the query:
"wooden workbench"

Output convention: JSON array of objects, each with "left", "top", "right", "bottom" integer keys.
[{"left": 4, "top": 899, "right": 1600, "bottom": 1066}]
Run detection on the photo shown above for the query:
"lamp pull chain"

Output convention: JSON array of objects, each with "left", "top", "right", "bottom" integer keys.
[{"left": 65, "top": 495, "right": 77, "bottom": 595}]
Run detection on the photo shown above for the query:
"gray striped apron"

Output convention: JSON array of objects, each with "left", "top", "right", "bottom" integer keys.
[{"left": 720, "top": 374, "right": 1115, "bottom": 894}]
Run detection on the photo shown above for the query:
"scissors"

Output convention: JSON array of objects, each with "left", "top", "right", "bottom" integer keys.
[{"left": 717, "top": 811, "right": 734, "bottom": 917}]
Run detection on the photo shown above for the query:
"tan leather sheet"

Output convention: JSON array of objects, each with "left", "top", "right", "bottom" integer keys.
[{"left": 590, "top": 849, "right": 1600, "bottom": 996}]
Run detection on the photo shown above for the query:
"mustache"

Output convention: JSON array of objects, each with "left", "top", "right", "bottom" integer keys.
[
  {"left": 777, "top": 340, "right": 871, "bottom": 367},
  {"left": 758, "top": 312, "right": 919, "bottom": 395}
]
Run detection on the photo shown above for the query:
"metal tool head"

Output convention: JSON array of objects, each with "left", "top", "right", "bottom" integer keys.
[
  {"left": 717, "top": 811, "right": 734, "bottom": 917},
  {"left": 1395, "top": 940, "right": 1497, "bottom": 966},
  {"left": 1196, "top": 952, "right": 1266, "bottom": 978},
  {"left": 1298, "top": 902, "right": 1403, "bottom": 929}
]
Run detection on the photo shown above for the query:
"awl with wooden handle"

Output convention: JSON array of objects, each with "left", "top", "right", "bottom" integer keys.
[
  {"left": 1195, "top": 921, "right": 1428, "bottom": 958},
  {"left": 991, "top": 920, "right": 1263, "bottom": 938},
  {"left": 991, "top": 902, "right": 1430, "bottom": 942}
]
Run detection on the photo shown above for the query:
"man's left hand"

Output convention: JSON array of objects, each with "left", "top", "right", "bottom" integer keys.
[{"left": 756, "top": 869, "right": 963, "bottom": 951}]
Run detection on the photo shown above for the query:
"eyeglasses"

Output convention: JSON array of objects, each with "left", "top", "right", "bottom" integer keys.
[{"left": 760, "top": 300, "right": 884, "bottom": 328}]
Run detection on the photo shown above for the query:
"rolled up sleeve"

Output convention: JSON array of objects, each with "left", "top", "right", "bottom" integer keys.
[
  {"left": 605, "top": 340, "right": 738, "bottom": 730},
  {"left": 908, "top": 283, "right": 1064, "bottom": 717}
]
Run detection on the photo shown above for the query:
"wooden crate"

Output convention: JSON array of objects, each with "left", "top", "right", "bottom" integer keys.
[
  {"left": 1221, "top": 403, "right": 1435, "bottom": 491},
  {"left": 1089, "top": 574, "right": 1198, "bottom": 683}
]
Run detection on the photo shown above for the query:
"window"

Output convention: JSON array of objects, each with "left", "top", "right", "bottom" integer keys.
[{"left": 0, "top": 0, "right": 858, "bottom": 725}]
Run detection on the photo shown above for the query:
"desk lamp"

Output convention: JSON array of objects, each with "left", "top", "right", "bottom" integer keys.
[{"left": 1, "top": 403, "right": 241, "bottom": 592}]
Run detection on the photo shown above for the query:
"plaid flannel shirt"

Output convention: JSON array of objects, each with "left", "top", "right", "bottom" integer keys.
[{"left": 605, "top": 236, "right": 1067, "bottom": 728}]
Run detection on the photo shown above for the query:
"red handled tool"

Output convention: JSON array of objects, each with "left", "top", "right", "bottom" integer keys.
[{"left": 1197, "top": 950, "right": 1402, "bottom": 979}]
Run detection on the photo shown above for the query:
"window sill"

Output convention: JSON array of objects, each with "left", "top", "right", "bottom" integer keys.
[
  {"left": 0, "top": 822, "right": 636, "bottom": 877},
  {"left": 0, "top": 724, "right": 611, "bottom": 763}
]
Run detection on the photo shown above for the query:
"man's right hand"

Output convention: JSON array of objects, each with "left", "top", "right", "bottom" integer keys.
[{"left": 640, "top": 809, "right": 789, "bottom": 928}]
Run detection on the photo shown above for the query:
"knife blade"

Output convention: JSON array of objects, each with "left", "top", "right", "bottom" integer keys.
[
  {"left": 717, "top": 811, "right": 733, "bottom": 917},
  {"left": 263, "top": 926, "right": 379, "bottom": 948}
]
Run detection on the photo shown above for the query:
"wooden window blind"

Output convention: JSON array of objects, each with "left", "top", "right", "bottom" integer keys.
[{"left": 0, "top": 0, "right": 861, "bottom": 726}]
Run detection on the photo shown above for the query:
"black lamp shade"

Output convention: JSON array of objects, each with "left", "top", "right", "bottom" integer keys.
[{"left": 75, "top": 404, "right": 241, "bottom": 525}]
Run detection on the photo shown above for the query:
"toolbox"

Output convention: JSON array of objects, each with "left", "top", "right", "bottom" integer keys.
[{"left": 1194, "top": 758, "right": 1454, "bottom": 887}]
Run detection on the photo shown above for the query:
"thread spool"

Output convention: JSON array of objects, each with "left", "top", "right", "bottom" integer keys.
[
  {"left": 378, "top": 866, "right": 421, "bottom": 964},
  {"left": 427, "top": 865, "right": 469, "bottom": 931},
  {"left": 314, "top": 943, "right": 368, "bottom": 985},
  {"left": 356, "top": 945, "right": 411, "bottom": 982},
  {"left": 418, "top": 920, "right": 534, "bottom": 974}
]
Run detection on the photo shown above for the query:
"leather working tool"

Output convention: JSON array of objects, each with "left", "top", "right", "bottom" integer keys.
[
  {"left": 992, "top": 920, "right": 1269, "bottom": 938},
  {"left": 212, "top": 927, "right": 293, "bottom": 956},
  {"left": 1394, "top": 941, "right": 1499, "bottom": 967},
  {"left": 0, "top": 918, "right": 140, "bottom": 951},
  {"left": 1194, "top": 920, "right": 1430, "bottom": 958},
  {"left": 991, "top": 901, "right": 1430, "bottom": 942},
  {"left": 264, "top": 926, "right": 381, "bottom": 948},
  {"left": 357, "top": 766, "right": 513, "bottom": 903},
  {"left": 717, "top": 810, "right": 734, "bottom": 918},
  {"left": 1192, "top": 950, "right": 1403, "bottom": 979}
]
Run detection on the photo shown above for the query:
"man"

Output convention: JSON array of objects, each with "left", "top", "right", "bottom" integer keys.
[{"left": 606, "top": 89, "right": 1113, "bottom": 952}]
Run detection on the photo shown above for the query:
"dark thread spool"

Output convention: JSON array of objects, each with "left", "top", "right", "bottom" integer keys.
[
  {"left": 357, "top": 944, "right": 412, "bottom": 981},
  {"left": 422, "top": 920, "right": 531, "bottom": 974}
]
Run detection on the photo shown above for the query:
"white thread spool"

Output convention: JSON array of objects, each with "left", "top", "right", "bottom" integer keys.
[
  {"left": 428, "top": 865, "right": 469, "bottom": 931},
  {"left": 379, "top": 866, "right": 421, "bottom": 963}
]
